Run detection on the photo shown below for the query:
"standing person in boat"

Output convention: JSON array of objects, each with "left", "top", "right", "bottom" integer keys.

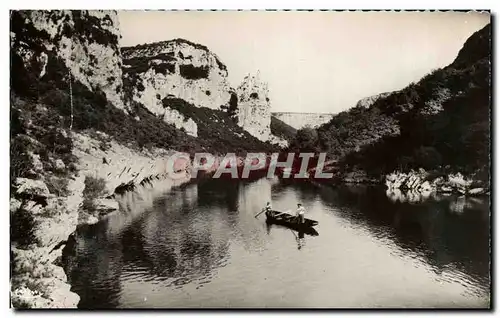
[{"left": 296, "top": 203, "right": 305, "bottom": 224}]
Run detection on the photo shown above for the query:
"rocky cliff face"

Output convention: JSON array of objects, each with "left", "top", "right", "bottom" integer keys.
[
  {"left": 122, "top": 40, "right": 286, "bottom": 146},
  {"left": 272, "top": 112, "right": 335, "bottom": 130},
  {"left": 355, "top": 92, "right": 393, "bottom": 108},
  {"left": 11, "top": 10, "right": 125, "bottom": 110},
  {"left": 235, "top": 73, "right": 272, "bottom": 142},
  {"left": 122, "top": 39, "right": 231, "bottom": 108},
  {"left": 121, "top": 39, "right": 234, "bottom": 137}
]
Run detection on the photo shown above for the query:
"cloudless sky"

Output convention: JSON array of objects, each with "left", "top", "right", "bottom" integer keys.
[{"left": 119, "top": 11, "right": 490, "bottom": 113}]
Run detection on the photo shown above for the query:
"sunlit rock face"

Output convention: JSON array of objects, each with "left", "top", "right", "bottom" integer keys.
[
  {"left": 11, "top": 10, "right": 126, "bottom": 110},
  {"left": 355, "top": 92, "right": 393, "bottom": 108},
  {"left": 122, "top": 39, "right": 232, "bottom": 110},
  {"left": 122, "top": 40, "right": 286, "bottom": 145},
  {"left": 121, "top": 39, "right": 233, "bottom": 136},
  {"left": 235, "top": 72, "right": 272, "bottom": 142},
  {"left": 271, "top": 112, "right": 335, "bottom": 130}
]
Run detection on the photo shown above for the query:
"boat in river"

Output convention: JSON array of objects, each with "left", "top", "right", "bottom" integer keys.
[{"left": 265, "top": 210, "right": 319, "bottom": 236}]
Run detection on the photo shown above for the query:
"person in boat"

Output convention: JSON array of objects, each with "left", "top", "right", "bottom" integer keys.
[
  {"left": 296, "top": 203, "right": 305, "bottom": 224},
  {"left": 264, "top": 201, "right": 272, "bottom": 214}
]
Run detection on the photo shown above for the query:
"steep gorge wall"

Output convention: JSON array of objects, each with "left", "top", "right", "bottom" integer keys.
[
  {"left": 121, "top": 39, "right": 231, "bottom": 136},
  {"left": 271, "top": 112, "right": 335, "bottom": 130},
  {"left": 122, "top": 39, "right": 231, "bottom": 110},
  {"left": 122, "top": 40, "right": 286, "bottom": 146},
  {"left": 10, "top": 11, "right": 283, "bottom": 309}
]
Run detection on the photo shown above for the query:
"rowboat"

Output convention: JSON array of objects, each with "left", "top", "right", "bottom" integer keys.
[{"left": 265, "top": 210, "right": 319, "bottom": 235}]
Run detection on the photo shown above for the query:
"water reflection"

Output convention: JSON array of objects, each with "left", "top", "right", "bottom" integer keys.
[
  {"left": 265, "top": 223, "right": 311, "bottom": 250},
  {"left": 65, "top": 178, "right": 490, "bottom": 308},
  {"left": 318, "top": 184, "right": 490, "bottom": 295}
]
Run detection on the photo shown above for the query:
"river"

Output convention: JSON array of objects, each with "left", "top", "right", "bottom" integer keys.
[{"left": 64, "top": 177, "right": 491, "bottom": 308}]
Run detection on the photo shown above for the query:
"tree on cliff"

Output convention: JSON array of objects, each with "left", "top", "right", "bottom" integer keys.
[{"left": 290, "top": 127, "right": 319, "bottom": 153}]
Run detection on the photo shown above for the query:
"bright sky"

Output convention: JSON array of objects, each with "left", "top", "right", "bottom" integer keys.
[{"left": 119, "top": 11, "right": 490, "bottom": 114}]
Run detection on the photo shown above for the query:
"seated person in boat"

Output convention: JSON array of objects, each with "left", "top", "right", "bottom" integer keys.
[{"left": 296, "top": 203, "right": 305, "bottom": 224}]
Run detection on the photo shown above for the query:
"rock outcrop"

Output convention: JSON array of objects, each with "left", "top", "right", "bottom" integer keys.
[
  {"left": 355, "top": 92, "right": 393, "bottom": 108},
  {"left": 122, "top": 41, "right": 286, "bottom": 146},
  {"left": 11, "top": 10, "right": 126, "bottom": 110},
  {"left": 385, "top": 169, "right": 489, "bottom": 196},
  {"left": 122, "top": 39, "right": 232, "bottom": 111},
  {"left": 15, "top": 178, "right": 51, "bottom": 199},
  {"left": 235, "top": 72, "right": 272, "bottom": 142}
]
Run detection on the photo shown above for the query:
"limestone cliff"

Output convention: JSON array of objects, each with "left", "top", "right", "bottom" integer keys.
[
  {"left": 122, "top": 40, "right": 286, "bottom": 147},
  {"left": 11, "top": 10, "right": 125, "bottom": 110},
  {"left": 355, "top": 92, "right": 393, "bottom": 108},
  {"left": 121, "top": 39, "right": 234, "bottom": 136},
  {"left": 10, "top": 10, "right": 282, "bottom": 309},
  {"left": 235, "top": 72, "right": 272, "bottom": 142},
  {"left": 122, "top": 40, "right": 230, "bottom": 106}
]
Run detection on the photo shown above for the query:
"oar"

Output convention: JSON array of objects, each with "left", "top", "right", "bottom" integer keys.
[{"left": 254, "top": 208, "right": 266, "bottom": 218}]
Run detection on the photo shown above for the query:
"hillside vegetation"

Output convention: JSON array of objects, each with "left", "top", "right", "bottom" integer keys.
[
  {"left": 162, "top": 97, "right": 276, "bottom": 154},
  {"left": 270, "top": 116, "right": 297, "bottom": 144},
  {"left": 311, "top": 23, "right": 491, "bottom": 181}
]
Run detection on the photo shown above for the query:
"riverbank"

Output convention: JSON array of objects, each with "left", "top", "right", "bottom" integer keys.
[
  {"left": 304, "top": 161, "right": 489, "bottom": 198},
  {"left": 11, "top": 137, "right": 489, "bottom": 308},
  {"left": 64, "top": 176, "right": 490, "bottom": 309},
  {"left": 11, "top": 130, "right": 279, "bottom": 308},
  {"left": 385, "top": 169, "right": 490, "bottom": 196},
  {"left": 10, "top": 132, "right": 196, "bottom": 308}
]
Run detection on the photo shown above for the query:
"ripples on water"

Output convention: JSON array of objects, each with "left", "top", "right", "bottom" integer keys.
[{"left": 64, "top": 178, "right": 490, "bottom": 308}]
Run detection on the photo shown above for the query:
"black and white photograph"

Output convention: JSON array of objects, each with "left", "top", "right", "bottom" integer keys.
[{"left": 8, "top": 8, "right": 492, "bottom": 309}]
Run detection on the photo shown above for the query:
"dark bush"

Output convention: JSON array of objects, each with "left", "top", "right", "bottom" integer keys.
[
  {"left": 11, "top": 207, "right": 38, "bottom": 247},
  {"left": 82, "top": 175, "right": 106, "bottom": 211},
  {"left": 152, "top": 63, "right": 175, "bottom": 75},
  {"left": 179, "top": 64, "right": 209, "bottom": 80},
  {"left": 290, "top": 127, "right": 319, "bottom": 153},
  {"left": 270, "top": 116, "right": 296, "bottom": 143},
  {"left": 228, "top": 92, "right": 238, "bottom": 116},
  {"left": 412, "top": 146, "right": 443, "bottom": 170}
]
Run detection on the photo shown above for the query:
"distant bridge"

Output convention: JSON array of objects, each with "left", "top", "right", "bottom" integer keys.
[{"left": 271, "top": 112, "right": 335, "bottom": 130}]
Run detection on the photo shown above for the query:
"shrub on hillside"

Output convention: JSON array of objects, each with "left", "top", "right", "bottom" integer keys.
[
  {"left": 270, "top": 116, "right": 297, "bottom": 143},
  {"left": 179, "top": 64, "right": 209, "bottom": 80},
  {"left": 290, "top": 127, "right": 319, "bottom": 153},
  {"left": 45, "top": 176, "right": 70, "bottom": 197},
  {"left": 81, "top": 175, "right": 106, "bottom": 212},
  {"left": 162, "top": 97, "right": 277, "bottom": 155}
]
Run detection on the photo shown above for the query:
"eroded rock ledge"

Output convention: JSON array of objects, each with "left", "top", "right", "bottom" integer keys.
[{"left": 385, "top": 169, "right": 489, "bottom": 196}]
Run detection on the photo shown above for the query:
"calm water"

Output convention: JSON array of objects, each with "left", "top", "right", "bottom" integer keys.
[{"left": 65, "top": 177, "right": 491, "bottom": 308}]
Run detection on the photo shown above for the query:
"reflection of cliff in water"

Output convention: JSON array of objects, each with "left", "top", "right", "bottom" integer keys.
[
  {"left": 198, "top": 177, "right": 274, "bottom": 252},
  {"left": 317, "top": 184, "right": 490, "bottom": 291},
  {"left": 65, "top": 182, "right": 233, "bottom": 308},
  {"left": 64, "top": 221, "right": 124, "bottom": 308},
  {"left": 66, "top": 178, "right": 279, "bottom": 308}
]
